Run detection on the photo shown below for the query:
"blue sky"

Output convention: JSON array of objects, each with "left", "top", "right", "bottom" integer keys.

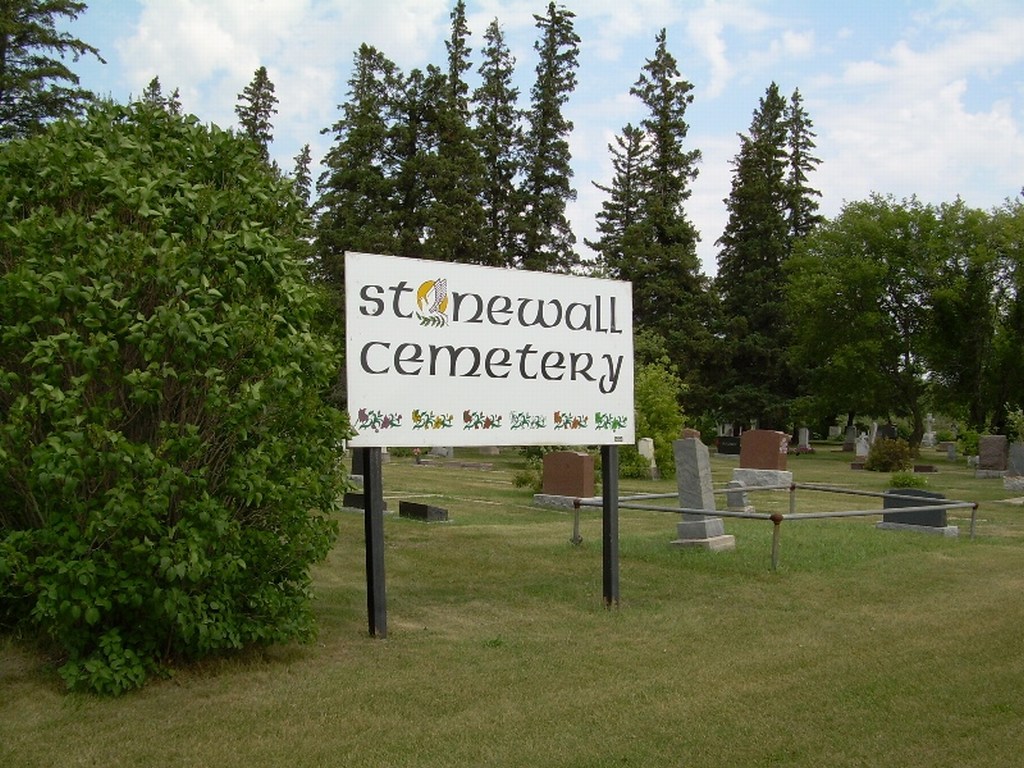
[{"left": 69, "top": 0, "right": 1024, "bottom": 275}]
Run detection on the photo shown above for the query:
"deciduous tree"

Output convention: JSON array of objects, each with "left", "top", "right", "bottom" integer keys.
[{"left": 0, "top": 101, "right": 346, "bottom": 693}]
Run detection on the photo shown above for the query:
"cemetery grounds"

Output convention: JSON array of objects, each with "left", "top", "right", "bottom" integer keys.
[{"left": 2, "top": 444, "right": 1023, "bottom": 767}]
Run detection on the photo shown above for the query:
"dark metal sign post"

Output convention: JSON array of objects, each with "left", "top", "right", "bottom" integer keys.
[
  {"left": 602, "top": 445, "right": 620, "bottom": 607},
  {"left": 360, "top": 447, "right": 387, "bottom": 638}
]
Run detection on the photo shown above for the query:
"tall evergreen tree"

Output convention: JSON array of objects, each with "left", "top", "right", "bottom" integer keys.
[
  {"left": 140, "top": 75, "right": 181, "bottom": 115},
  {"left": 316, "top": 44, "right": 402, "bottom": 286},
  {"left": 291, "top": 142, "right": 312, "bottom": 207},
  {"left": 784, "top": 88, "right": 822, "bottom": 240},
  {"left": 521, "top": 2, "right": 580, "bottom": 273},
  {"left": 588, "top": 123, "right": 648, "bottom": 272},
  {"left": 235, "top": 65, "right": 278, "bottom": 162},
  {"left": 388, "top": 64, "right": 439, "bottom": 259},
  {"left": 590, "top": 29, "right": 715, "bottom": 411},
  {"left": 427, "top": 0, "right": 487, "bottom": 264},
  {"left": 0, "top": 0, "right": 103, "bottom": 140},
  {"left": 473, "top": 18, "right": 523, "bottom": 267},
  {"left": 714, "top": 82, "right": 793, "bottom": 429}
]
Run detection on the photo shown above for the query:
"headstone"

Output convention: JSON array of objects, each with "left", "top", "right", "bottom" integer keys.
[
  {"left": 878, "top": 424, "right": 898, "bottom": 441},
  {"left": 716, "top": 435, "right": 741, "bottom": 455},
  {"left": 671, "top": 438, "right": 735, "bottom": 551},
  {"left": 430, "top": 446, "right": 454, "bottom": 459},
  {"left": 637, "top": 437, "right": 659, "bottom": 479},
  {"left": 739, "top": 429, "right": 789, "bottom": 470},
  {"left": 945, "top": 442, "right": 957, "bottom": 462},
  {"left": 680, "top": 428, "right": 702, "bottom": 441},
  {"left": 541, "top": 451, "right": 595, "bottom": 498},
  {"left": 1004, "top": 442, "right": 1024, "bottom": 491},
  {"left": 855, "top": 433, "right": 870, "bottom": 458},
  {"left": 725, "top": 479, "right": 751, "bottom": 513},
  {"left": 977, "top": 435, "right": 1008, "bottom": 473},
  {"left": 1007, "top": 442, "right": 1024, "bottom": 476},
  {"left": 797, "top": 427, "right": 812, "bottom": 452},
  {"left": 343, "top": 491, "right": 387, "bottom": 511},
  {"left": 399, "top": 500, "right": 448, "bottom": 522},
  {"left": 828, "top": 425, "right": 842, "bottom": 440},
  {"left": 868, "top": 422, "right": 878, "bottom": 445},
  {"left": 922, "top": 413, "right": 936, "bottom": 448},
  {"left": 843, "top": 425, "right": 858, "bottom": 452},
  {"left": 876, "top": 488, "right": 958, "bottom": 536},
  {"left": 479, "top": 446, "right": 501, "bottom": 456}
]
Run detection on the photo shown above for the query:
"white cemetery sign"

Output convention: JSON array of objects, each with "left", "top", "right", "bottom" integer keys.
[{"left": 346, "top": 252, "right": 635, "bottom": 448}]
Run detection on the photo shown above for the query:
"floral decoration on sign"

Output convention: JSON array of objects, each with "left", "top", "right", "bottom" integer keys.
[
  {"left": 412, "top": 409, "right": 453, "bottom": 430},
  {"left": 463, "top": 410, "right": 502, "bottom": 430},
  {"left": 510, "top": 411, "right": 547, "bottom": 430},
  {"left": 595, "top": 412, "right": 628, "bottom": 430},
  {"left": 355, "top": 408, "right": 403, "bottom": 433},
  {"left": 553, "top": 411, "right": 588, "bottom": 430}
]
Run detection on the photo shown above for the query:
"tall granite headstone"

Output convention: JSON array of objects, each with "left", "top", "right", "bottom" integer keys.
[
  {"left": 977, "top": 435, "right": 1008, "bottom": 473},
  {"left": 671, "top": 438, "right": 735, "bottom": 551},
  {"left": 1004, "top": 442, "right": 1024, "bottom": 491},
  {"left": 734, "top": 429, "right": 793, "bottom": 488}
]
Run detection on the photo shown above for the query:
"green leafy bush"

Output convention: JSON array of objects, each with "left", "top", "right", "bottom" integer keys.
[
  {"left": 0, "top": 102, "right": 348, "bottom": 693},
  {"left": 889, "top": 471, "right": 927, "bottom": 489},
  {"left": 1006, "top": 406, "right": 1024, "bottom": 443},
  {"left": 864, "top": 438, "right": 913, "bottom": 472},
  {"left": 633, "top": 361, "right": 684, "bottom": 478},
  {"left": 617, "top": 445, "right": 654, "bottom": 479},
  {"left": 958, "top": 429, "right": 980, "bottom": 457}
]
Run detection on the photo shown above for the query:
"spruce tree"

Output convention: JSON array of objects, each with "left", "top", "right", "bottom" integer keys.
[
  {"left": 590, "top": 29, "right": 715, "bottom": 412},
  {"left": 235, "top": 65, "right": 278, "bottom": 162},
  {"left": 588, "top": 123, "right": 648, "bottom": 273},
  {"left": 473, "top": 18, "right": 523, "bottom": 267},
  {"left": 715, "top": 82, "right": 793, "bottom": 429},
  {"left": 785, "top": 88, "right": 823, "bottom": 240},
  {"left": 140, "top": 76, "right": 181, "bottom": 115},
  {"left": 521, "top": 2, "right": 580, "bottom": 273},
  {"left": 428, "top": 0, "right": 487, "bottom": 264},
  {"left": 0, "top": 0, "right": 104, "bottom": 140},
  {"left": 315, "top": 44, "right": 402, "bottom": 286},
  {"left": 291, "top": 143, "right": 312, "bottom": 207}
]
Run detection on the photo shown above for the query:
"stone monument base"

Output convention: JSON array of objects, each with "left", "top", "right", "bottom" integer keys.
[
  {"left": 670, "top": 516, "right": 736, "bottom": 551},
  {"left": 975, "top": 469, "right": 1006, "bottom": 479},
  {"left": 875, "top": 521, "right": 959, "bottom": 537},
  {"left": 731, "top": 468, "right": 793, "bottom": 488},
  {"left": 1004, "top": 476, "right": 1024, "bottom": 491},
  {"left": 670, "top": 534, "right": 737, "bottom": 551},
  {"left": 533, "top": 493, "right": 600, "bottom": 510}
]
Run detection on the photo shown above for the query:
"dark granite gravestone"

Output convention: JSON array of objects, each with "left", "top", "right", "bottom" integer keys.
[
  {"left": 878, "top": 424, "right": 898, "bottom": 441},
  {"left": 978, "top": 435, "right": 1008, "bottom": 471},
  {"left": 716, "top": 436, "right": 741, "bottom": 455},
  {"left": 882, "top": 488, "right": 946, "bottom": 527},
  {"left": 399, "top": 501, "right": 448, "bottom": 522}
]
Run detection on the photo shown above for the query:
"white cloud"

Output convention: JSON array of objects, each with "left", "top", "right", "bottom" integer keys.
[{"left": 811, "top": 16, "right": 1024, "bottom": 213}]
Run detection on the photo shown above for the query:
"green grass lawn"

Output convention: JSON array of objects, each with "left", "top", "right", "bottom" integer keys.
[{"left": 3, "top": 444, "right": 1023, "bottom": 767}]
